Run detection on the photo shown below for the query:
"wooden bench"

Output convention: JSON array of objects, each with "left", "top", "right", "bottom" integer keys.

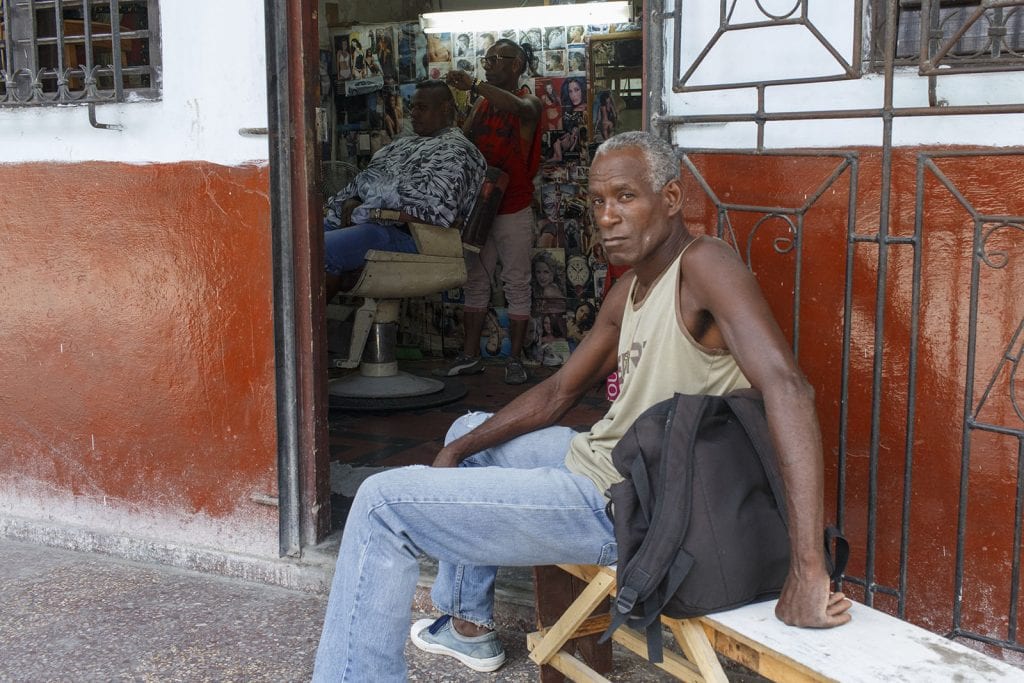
[{"left": 527, "top": 564, "right": 1024, "bottom": 682}]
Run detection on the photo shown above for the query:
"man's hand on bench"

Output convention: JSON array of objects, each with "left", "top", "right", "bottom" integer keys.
[{"left": 775, "top": 569, "right": 853, "bottom": 628}]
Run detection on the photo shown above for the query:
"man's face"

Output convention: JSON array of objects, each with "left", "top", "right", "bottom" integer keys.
[
  {"left": 588, "top": 148, "right": 679, "bottom": 267},
  {"left": 409, "top": 89, "right": 449, "bottom": 136},
  {"left": 481, "top": 44, "right": 520, "bottom": 87}
]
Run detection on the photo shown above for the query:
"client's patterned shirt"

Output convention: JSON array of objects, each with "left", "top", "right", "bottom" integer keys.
[{"left": 324, "top": 127, "right": 486, "bottom": 230}]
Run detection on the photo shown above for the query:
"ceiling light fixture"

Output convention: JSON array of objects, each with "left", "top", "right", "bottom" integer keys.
[{"left": 420, "top": 2, "right": 631, "bottom": 34}]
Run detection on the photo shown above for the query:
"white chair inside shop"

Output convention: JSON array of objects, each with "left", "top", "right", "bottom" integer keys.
[{"left": 328, "top": 167, "right": 507, "bottom": 400}]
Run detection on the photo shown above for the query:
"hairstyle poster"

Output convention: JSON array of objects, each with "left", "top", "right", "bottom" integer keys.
[
  {"left": 398, "top": 22, "right": 422, "bottom": 84},
  {"left": 531, "top": 247, "right": 567, "bottom": 301}
]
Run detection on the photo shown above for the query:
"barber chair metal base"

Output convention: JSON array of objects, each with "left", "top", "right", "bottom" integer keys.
[
  {"left": 330, "top": 370, "right": 445, "bottom": 399},
  {"left": 327, "top": 375, "right": 468, "bottom": 412}
]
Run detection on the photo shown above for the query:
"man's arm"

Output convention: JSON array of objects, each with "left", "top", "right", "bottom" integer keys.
[
  {"left": 473, "top": 79, "right": 541, "bottom": 123},
  {"left": 682, "top": 238, "right": 851, "bottom": 628},
  {"left": 433, "top": 274, "right": 631, "bottom": 467},
  {"left": 446, "top": 70, "right": 541, "bottom": 127},
  {"left": 324, "top": 189, "right": 361, "bottom": 230},
  {"left": 450, "top": 69, "right": 540, "bottom": 121}
]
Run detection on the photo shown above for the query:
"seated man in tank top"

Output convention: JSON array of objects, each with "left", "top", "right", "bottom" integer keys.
[{"left": 312, "top": 132, "right": 852, "bottom": 682}]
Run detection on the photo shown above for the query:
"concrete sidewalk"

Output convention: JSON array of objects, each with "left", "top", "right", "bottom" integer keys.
[{"left": 1, "top": 538, "right": 735, "bottom": 682}]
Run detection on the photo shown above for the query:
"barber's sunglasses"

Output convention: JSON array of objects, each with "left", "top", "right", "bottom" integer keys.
[{"left": 479, "top": 54, "right": 516, "bottom": 67}]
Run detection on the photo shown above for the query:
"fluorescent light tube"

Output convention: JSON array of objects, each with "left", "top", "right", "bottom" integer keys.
[{"left": 420, "top": 2, "right": 631, "bottom": 34}]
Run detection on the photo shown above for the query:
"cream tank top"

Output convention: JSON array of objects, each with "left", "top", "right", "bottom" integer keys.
[{"left": 564, "top": 240, "right": 751, "bottom": 495}]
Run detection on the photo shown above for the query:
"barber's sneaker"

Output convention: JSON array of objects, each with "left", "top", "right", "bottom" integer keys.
[
  {"left": 410, "top": 615, "right": 506, "bottom": 673},
  {"left": 433, "top": 353, "right": 485, "bottom": 377},
  {"left": 504, "top": 358, "right": 528, "bottom": 385}
]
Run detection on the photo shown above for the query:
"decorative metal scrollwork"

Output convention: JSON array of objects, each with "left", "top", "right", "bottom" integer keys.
[
  {"left": 746, "top": 213, "right": 798, "bottom": 268},
  {"left": 979, "top": 221, "right": 1024, "bottom": 269},
  {"left": 752, "top": 0, "right": 802, "bottom": 22},
  {"left": 0, "top": 65, "right": 121, "bottom": 105}
]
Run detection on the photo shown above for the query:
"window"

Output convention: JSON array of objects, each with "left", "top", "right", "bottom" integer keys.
[
  {"left": 872, "top": 0, "right": 1024, "bottom": 69},
  {"left": 1, "top": 0, "right": 160, "bottom": 106}
]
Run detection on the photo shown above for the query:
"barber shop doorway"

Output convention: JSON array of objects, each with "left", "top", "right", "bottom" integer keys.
[{"left": 267, "top": 0, "right": 644, "bottom": 555}]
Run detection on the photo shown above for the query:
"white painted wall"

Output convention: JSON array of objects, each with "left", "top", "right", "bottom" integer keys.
[
  {"left": 0, "top": 0, "right": 269, "bottom": 165},
  {"left": 662, "top": 0, "right": 1024, "bottom": 149}
]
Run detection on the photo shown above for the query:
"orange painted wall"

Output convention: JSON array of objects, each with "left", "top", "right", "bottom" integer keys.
[
  {"left": 681, "top": 148, "right": 1024, "bottom": 646},
  {"left": 0, "top": 162, "right": 279, "bottom": 554}
]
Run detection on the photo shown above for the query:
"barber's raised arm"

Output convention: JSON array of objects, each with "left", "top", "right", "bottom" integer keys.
[
  {"left": 682, "top": 238, "right": 852, "bottom": 629},
  {"left": 432, "top": 274, "right": 631, "bottom": 468},
  {"left": 446, "top": 70, "right": 540, "bottom": 124}
]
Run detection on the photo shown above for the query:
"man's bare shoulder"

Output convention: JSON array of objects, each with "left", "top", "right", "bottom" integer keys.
[
  {"left": 520, "top": 92, "right": 542, "bottom": 109},
  {"left": 517, "top": 92, "right": 543, "bottom": 122},
  {"left": 681, "top": 236, "right": 751, "bottom": 286},
  {"left": 597, "top": 270, "right": 635, "bottom": 326}
]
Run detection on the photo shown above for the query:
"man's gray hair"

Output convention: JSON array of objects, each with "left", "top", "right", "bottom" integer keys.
[{"left": 594, "top": 131, "right": 680, "bottom": 190}]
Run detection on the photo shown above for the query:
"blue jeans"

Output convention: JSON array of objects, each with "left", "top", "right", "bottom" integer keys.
[
  {"left": 312, "top": 412, "right": 617, "bottom": 682},
  {"left": 324, "top": 222, "right": 418, "bottom": 274}
]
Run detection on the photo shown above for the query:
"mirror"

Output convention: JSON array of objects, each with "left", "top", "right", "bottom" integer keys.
[{"left": 587, "top": 31, "right": 643, "bottom": 149}]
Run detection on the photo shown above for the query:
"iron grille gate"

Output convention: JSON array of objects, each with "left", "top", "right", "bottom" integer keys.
[{"left": 645, "top": 0, "right": 1024, "bottom": 654}]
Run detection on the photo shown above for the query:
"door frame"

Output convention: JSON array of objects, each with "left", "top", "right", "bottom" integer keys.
[{"left": 265, "top": 0, "right": 331, "bottom": 556}]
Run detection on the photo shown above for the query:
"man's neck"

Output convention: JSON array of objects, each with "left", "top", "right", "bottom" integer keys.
[
  {"left": 631, "top": 228, "right": 694, "bottom": 295},
  {"left": 490, "top": 76, "right": 517, "bottom": 94}
]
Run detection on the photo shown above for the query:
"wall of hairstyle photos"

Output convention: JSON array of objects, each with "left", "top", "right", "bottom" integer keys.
[{"left": 321, "top": 17, "right": 641, "bottom": 367}]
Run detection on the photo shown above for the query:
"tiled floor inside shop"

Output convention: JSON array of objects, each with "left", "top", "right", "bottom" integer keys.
[
  {"left": 326, "top": 356, "right": 609, "bottom": 528},
  {"left": 328, "top": 356, "right": 607, "bottom": 467}
]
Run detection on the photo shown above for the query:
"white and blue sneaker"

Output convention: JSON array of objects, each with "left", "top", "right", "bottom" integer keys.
[
  {"left": 409, "top": 615, "right": 506, "bottom": 673},
  {"left": 432, "top": 353, "right": 485, "bottom": 377}
]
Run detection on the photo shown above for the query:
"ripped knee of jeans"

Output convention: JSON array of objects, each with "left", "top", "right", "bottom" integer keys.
[{"left": 443, "top": 411, "right": 493, "bottom": 446}]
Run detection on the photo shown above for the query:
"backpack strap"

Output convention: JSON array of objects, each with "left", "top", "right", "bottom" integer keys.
[
  {"left": 602, "top": 394, "right": 707, "bottom": 660},
  {"left": 723, "top": 390, "right": 790, "bottom": 528},
  {"left": 725, "top": 390, "right": 850, "bottom": 581}
]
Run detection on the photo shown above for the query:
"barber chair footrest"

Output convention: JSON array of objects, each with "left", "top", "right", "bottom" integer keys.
[{"left": 328, "top": 372, "right": 445, "bottom": 399}]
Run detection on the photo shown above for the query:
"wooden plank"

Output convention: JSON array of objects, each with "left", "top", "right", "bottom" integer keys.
[
  {"left": 570, "top": 573, "right": 614, "bottom": 675},
  {"left": 610, "top": 624, "right": 704, "bottom": 682},
  {"left": 668, "top": 618, "right": 729, "bottom": 683},
  {"left": 536, "top": 565, "right": 614, "bottom": 680},
  {"left": 534, "top": 565, "right": 577, "bottom": 683},
  {"left": 534, "top": 615, "right": 613, "bottom": 641},
  {"left": 530, "top": 570, "right": 616, "bottom": 666},
  {"left": 558, "top": 563, "right": 608, "bottom": 582},
  {"left": 527, "top": 632, "right": 614, "bottom": 683},
  {"left": 701, "top": 622, "right": 761, "bottom": 673},
  {"left": 701, "top": 600, "right": 1024, "bottom": 682}
]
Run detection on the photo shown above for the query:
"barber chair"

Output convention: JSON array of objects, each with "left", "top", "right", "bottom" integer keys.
[{"left": 328, "top": 167, "right": 507, "bottom": 407}]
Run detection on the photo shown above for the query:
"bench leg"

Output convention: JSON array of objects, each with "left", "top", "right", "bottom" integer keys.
[
  {"left": 531, "top": 565, "right": 730, "bottom": 683},
  {"left": 531, "top": 566, "right": 615, "bottom": 680},
  {"left": 668, "top": 619, "right": 729, "bottom": 683},
  {"left": 532, "top": 565, "right": 610, "bottom": 679}
]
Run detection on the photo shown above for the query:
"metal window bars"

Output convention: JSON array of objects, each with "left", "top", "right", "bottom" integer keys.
[
  {"left": 645, "top": 0, "right": 1024, "bottom": 656},
  {"left": 0, "top": 0, "right": 160, "bottom": 106},
  {"left": 918, "top": 0, "right": 1024, "bottom": 74},
  {"left": 874, "top": 0, "right": 1024, "bottom": 71}
]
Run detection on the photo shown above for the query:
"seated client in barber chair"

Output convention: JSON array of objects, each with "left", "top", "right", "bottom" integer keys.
[{"left": 323, "top": 80, "right": 487, "bottom": 300}]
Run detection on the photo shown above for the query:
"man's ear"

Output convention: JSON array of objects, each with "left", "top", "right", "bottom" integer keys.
[{"left": 661, "top": 178, "right": 685, "bottom": 215}]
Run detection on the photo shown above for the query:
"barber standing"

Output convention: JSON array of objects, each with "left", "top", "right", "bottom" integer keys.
[{"left": 441, "top": 40, "right": 542, "bottom": 386}]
